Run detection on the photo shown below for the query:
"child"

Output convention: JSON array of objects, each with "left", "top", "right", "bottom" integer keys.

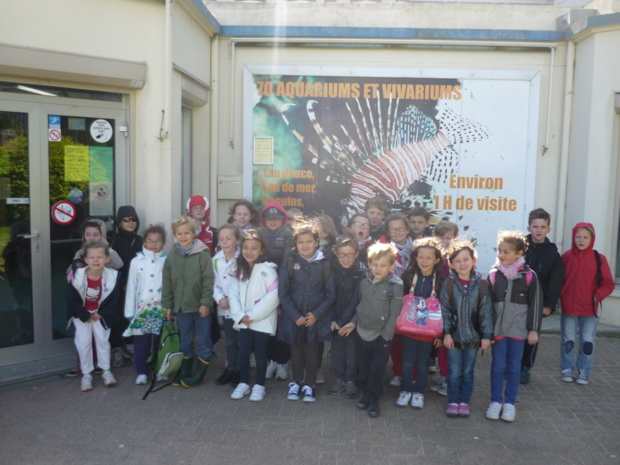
[
  {"left": 286, "top": 207, "right": 304, "bottom": 230},
  {"left": 433, "top": 220, "right": 459, "bottom": 259},
  {"left": 559, "top": 223, "right": 614, "bottom": 385},
  {"left": 67, "top": 240, "right": 121, "bottom": 391},
  {"left": 110, "top": 205, "right": 143, "bottom": 367},
  {"left": 278, "top": 221, "right": 336, "bottom": 403},
  {"left": 521, "top": 208, "right": 564, "bottom": 384},
  {"left": 327, "top": 235, "right": 366, "bottom": 398},
  {"left": 213, "top": 224, "right": 241, "bottom": 386},
  {"left": 313, "top": 213, "right": 338, "bottom": 258},
  {"left": 258, "top": 201, "right": 294, "bottom": 266},
  {"left": 486, "top": 231, "right": 542, "bottom": 423},
  {"left": 441, "top": 241, "right": 493, "bottom": 418},
  {"left": 397, "top": 237, "right": 445, "bottom": 409},
  {"left": 346, "top": 213, "right": 373, "bottom": 264},
  {"left": 365, "top": 196, "right": 389, "bottom": 241},
  {"left": 227, "top": 199, "right": 259, "bottom": 232},
  {"left": 186, "top": 195, "right": 218, "bottom": 256},
  {"left": 229, "top": 230, "right": 280, "bottom": 401},
  {"left": 339, "top": 242, "right": 403, "bottom": 418},
  {"left": 162, "top": 216, "right": 215, "bottom": 388},
  {"left": 407, "top": 206, "right": 433, "bottom": 240},
  {"left": 123, "top": 224, "right": 167, "bottom": 385},
  {"left": 377, "top": 212, "right": 413, "bottom": 388}
]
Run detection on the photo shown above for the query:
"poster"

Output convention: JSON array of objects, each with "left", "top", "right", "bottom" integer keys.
[
  {"left": 64, "top": 145, "right": 89, "bottom": 182},
  {"left": 89, "top": 146, "right": 113, "bottom": 182},
  {"left": 246, "top": 68, "right": 539, "bottom": 270}
]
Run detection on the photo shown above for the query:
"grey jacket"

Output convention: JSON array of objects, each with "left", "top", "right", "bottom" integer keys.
[{"left": 353, "top": 273, "right": 403, "bottom": 341}]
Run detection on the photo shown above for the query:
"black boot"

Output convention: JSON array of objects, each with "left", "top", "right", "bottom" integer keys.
[
  {"left": 215, "top": 368, "right": 232, "bottom": 386},
  {"left": 356, "top": 393, "right": 370, "bottom": 410},
  {"left": 172, "top": 357, "right": 193, "bottom": 387},
  {"left": 368, "top": 398, "right": 380, "bottom": 418},
  {"left": 182, "top": 357, "right": 210, "bottom": 388},
  {"left": 228, "top": 369, "right": 240, "bottom": 387}
]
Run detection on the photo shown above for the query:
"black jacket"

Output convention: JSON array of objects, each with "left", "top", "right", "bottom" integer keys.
[
  {"left": 525, "top": 235, "right": 564, "bottom": 312},
  {"left": 331, "top": 260, "right": 367, "bottom": 328}
]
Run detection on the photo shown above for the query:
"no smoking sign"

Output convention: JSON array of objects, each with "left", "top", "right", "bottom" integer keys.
[{"left": 51, "top": 201, "right": 77, "bottom": 225}]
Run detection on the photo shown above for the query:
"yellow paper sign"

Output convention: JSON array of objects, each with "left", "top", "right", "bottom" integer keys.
[{"left": 64, "top": 145, "right": 89, "bottom": 182}]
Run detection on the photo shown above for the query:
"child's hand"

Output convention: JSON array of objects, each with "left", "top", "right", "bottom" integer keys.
[
  {"left": 527, "top": 330, "right": 539, "bottom": 345},
  {"left": 434, "top": 337, "right": 443, "bottom": 348},
  {"left": 543, "top": 306, "right": 552, "bottom": 316},
  {"left": 166, "top": 309, "right": 173, "bottom": 320},
  {"left": 295, "top": 316, "right": 306, "bottom": 326},
  {"left": 338, "top": 323, "right": 356, "bottom": 337},
  {"left": 331, "top": 321, "right": 340, "bottom": 331},
  {"left": 304, "top": 313, "right": 317, "bottom": 326},
  {"left": 240, "top": 315, "right": 253, "bottom": 325},
  {"left": 443, "top": 334, "right": 454, "bottom": 349},
  {"left": 199, "top": 305, "right": 211, "bottom": 317},
  {"left": 219, "top": 298, "right": 230, "bottom": 310},
  {"left": 89, "top": 312, "right": 101, "bottom": 322},
  {"left": 480, "top": 338, "right": 491, "bottom": 350}
]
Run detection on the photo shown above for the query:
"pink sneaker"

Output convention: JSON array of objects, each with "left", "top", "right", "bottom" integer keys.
[
  {"left": 446, "top": 403, "right": 459, "bottom": 418},
  {"left": 458, "top": 403, "right": 470, "bottom": 417}
]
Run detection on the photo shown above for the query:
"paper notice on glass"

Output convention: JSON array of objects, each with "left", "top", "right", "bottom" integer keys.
[
  {"left": 64, "top": 146, "right": 89, "bottom": 181},
  {"left": 89, "top": 146, "right": 113, "bottom": 182},
  {"left": 253, "top": 137, "right": 274, "bottom": 165},
  {"left": 89, "top": 182, "right": 114, "bottom": 216}
]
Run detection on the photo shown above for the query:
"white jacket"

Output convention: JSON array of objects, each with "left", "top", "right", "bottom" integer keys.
[
  {"left": 123, "top": 247, "right": 166, "bottom": 336},
  {"left": 229, "top": 262, "right": 279, "bottom": 335},
  {"left": 212, "top": 248, "right": 240, "bottom": 317}
]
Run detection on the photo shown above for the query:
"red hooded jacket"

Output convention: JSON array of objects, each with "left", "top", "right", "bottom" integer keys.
[{"left": 560, "top": 223, "right": 614, "bottom": 317}]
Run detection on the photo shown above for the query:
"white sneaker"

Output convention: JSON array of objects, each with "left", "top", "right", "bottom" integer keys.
[
  {"left": 275, "top": 363, "right": 289, "bottom": 380},
  {"left": 249, "top": 384, "right": 266, "bottom": 401},
  {"left": 135, "top": 374, "right": 148, "bottom": 385},
  {"left": 575, "top": 369, "right": 589, "bottom": 385},
  {"left": 81, "top": 374, "right": 93, "bottom": 392},
  {"left": 265, "top": 360, "right": 278, "bottom": 379},
  {"left": 411, "top": 393, "right": 424, "bottom": 409},
  {"left": 231, "top": 382, "right": 251, "bottom": 400},
  {"left": 287, "top": 382, "right": 301, "bottom": 400},
  {"left": 302, "top": 385, "right": 316, "bottom": 403},
  {"left": 316, "top": 368, "right": 325, "bottom": 384},
  {"left": 486, "top": 402, "right": 502, "bottom": 420},
  {"left": 389, "top": 376, "right": 402, "bottom": 387},
  {"left": 430, "top": 376, "right": 448, "bottom": 396},
  {"left": 561, "top": 369, "right": 574, "bottom": 383},
  {"left": 396, "top": 391, "right": 412, "bottom": 407},
  {"left": 102, "top": 370, "right": 117, "bottom": 387},
  {"left": 501, "top": 403, "right": 516, "bottom": 422}
]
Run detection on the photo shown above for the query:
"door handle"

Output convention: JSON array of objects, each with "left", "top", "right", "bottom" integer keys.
[{"left": 18, "top": 231, "right": 40, "bottom": 239}]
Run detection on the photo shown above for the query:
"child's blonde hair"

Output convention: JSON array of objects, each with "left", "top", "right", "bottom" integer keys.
[
  {"left": 367, "top": 242, "right": 397, "bottom": 265},
  {"left": 82, "top": 239, "right": 110, "bottom": 257},
  {"left": 497, "top": 230, "right": 528, "bottom": 254},
  {"left": 171, "top": 216, "right": 197, "bottom": 234}
]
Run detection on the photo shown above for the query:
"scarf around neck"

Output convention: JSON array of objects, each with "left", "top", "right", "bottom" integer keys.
[{"left": 494, "top": 256, "right": 525, "bottom": 280}]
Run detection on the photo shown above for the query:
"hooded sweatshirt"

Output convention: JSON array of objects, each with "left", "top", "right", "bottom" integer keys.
[
  {"left": 112, "top": 206, "right": 143, "bottom": 287},
  {"left": 560, "top": 223, "right": 614, "bottom": 317},
  {"left": 186, "top": 195, "right": 218, "bottom": 256},
  {"left": 258, "top": 201, "right": 294, "bottom": 267}
]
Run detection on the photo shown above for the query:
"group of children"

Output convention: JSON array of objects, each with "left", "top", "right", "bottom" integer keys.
[{"left": 67, "top": 195, "right": 615, "bottom": 423}]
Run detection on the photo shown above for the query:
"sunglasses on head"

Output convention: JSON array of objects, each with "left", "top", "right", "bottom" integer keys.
[{"left": 122, "top": 217, "right": 137, "bottom": 223}]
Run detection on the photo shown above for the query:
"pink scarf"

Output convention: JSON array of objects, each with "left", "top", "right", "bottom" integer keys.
[{"left": 494, "top": 256, "right": 525, "bottom": 280}]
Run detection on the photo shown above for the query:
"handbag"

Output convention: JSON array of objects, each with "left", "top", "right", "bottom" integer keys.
[{"left": 395, "top": 274, "right": 443, "bottom": 338}]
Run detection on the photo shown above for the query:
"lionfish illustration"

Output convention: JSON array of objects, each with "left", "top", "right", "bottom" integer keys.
[{"left": 281, "top": 91, "right": 490, "bottom": 219}]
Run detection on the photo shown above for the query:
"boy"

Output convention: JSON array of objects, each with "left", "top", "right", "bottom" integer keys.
[
  {"left": 365, "top": 196, "right": 389, "bottom": 241},
  {"left": 163, "top": 216, "right": 215, "bottom": 388},
  {"left": 407, "top": 206, "right": 433, "bottom": 240},
  {"left": 520, "top": 208, "right": 564, "bottom": 384},
  {"left": 186, "top": 195, "right": 217, "bottom": 256},
  {"left": 340, "top": 242, "right": 403, "bottom": 418},
  {"left": 67, "top": 240, "right": 121, "bottom": 391},
  {"left": 258, "top": 201, "right": 294, "bottom": 267},
  {"left": 328, "top": 236, "right": 367, "bottom": 398},
  {"left": 559, "top": 223, "right": 614, "bottom": 384}
]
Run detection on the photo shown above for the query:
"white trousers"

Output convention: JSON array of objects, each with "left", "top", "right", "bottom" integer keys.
[{"left": 73, "top": 317, "right": 111, "bottom": 373}]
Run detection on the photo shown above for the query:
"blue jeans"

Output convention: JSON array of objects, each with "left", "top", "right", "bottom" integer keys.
[
  {"left": 447, "top": 347, "right": 479, "bottom": 404},
  {"left": 490, "top": 337, "right": 524, "bottom": 405},
  {"left": 176, "top": 311, "right": 213, "bottom": 361},
  {"left": 561, "top": 314, "right": 599, "bottom": 376},
  {"left": 401, "top": 337, "right": 433, "bottom": 394}
]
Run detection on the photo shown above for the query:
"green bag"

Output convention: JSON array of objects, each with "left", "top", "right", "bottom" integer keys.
[{"left": 149, "top": 320, "right": 183, "bottom": 376}]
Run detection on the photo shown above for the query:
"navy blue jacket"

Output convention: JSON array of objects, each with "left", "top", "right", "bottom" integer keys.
[
  {"left": 331, "top": 260, "right": 366, "bottom": 328},
  {"left": 277, "top": 251, "right": 337, "bottom": 344}
]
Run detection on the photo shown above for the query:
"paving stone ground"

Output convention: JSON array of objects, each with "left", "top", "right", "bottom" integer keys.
[{"left": 1, "top": 333, "right": 619, "bottom": 465}]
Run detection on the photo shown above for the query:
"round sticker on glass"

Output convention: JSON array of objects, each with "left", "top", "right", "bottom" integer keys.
[{"left": 90, "top": 119, "right": 113, "bottom": 143}]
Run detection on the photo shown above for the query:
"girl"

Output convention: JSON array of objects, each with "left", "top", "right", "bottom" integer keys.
[
  {"left": 229, "top": 230, "right": 279, "bottom": 401},
  {"left": 67, "top": 240, "right": 121, "bottom": 391},
  {"left": 559, "top": 223, "right": 614, "bottom": 385},
  {"left": 278, "top": 221, "right": 336, "bottom": 403},
  {"left": 123, "top": 224, "right": 167, "bottom": 385},
  {"left": 486, "top": 231, "right": 542, "bottom": 423},
  {"left": 213, "top": 224, "right": 242, "bottom": 386},
  {"left": 441, "top": 241, "right": 493, "bottom": 418},
  {"left": 398, "top": 237, "right": 445, "bottom": 409},
  {"left": 346, "top": 213, "right": 373, "bottom": 264},
  {"left": 313, "top": 213, "right": 338, "bottom": 257},
  {"left": 227, "top": 199, "right": 259, "bottom": 232},
  {"left": 377, "top": 212, "right": 413, "bottom": 388}
]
